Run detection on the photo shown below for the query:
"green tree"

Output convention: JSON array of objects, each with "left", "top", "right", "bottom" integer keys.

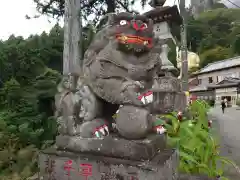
[
  {"left": 187, "top": 8, "right": 240, "bottom": 67},
  {"left": 33, "top": 0, "right": 147, "bottom": 24},
  {"left": 200, "top": 46, "right": 231, "bottom": 68},
  {"left": 0, "top": 26, "right": 62, "bottom": 177},
  {"left": 232, "top": 35, "right": 240, "bottom": 55}
]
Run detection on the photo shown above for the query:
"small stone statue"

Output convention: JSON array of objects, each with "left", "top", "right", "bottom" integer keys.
[{"left": 176, "top": 46, "right": 200, "bottom": 78}]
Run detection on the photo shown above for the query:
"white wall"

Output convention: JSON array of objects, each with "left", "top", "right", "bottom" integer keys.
[{"left": 197, "top": 67, "right": 240, "bottom": 85}]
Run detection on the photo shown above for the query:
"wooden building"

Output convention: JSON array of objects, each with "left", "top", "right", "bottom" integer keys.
[{"left": 189, "top": 56, "right": 240, "bottom": 106}]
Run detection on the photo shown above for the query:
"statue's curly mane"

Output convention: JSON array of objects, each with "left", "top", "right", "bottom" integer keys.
[{"left": 83, "top": 13, "right": 116, "bottom": 67}]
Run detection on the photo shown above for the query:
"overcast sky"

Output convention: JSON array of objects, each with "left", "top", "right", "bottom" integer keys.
[
  {"left": 1, "top": 0, "right": 239, "bottom": 40},
  {"left": 0, "top": 0, "right": 191, "bottom": 40},
  {"left": 0, "top": 0, "right": 58, "bottom": 40},
  {"left": 223, "top": 0, "right": 240, "bottom": 7}
]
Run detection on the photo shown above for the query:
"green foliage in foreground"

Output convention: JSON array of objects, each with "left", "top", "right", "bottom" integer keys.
[
  {"left": 158, "top": 100, "right": 235, "bottom": 179},
  {"left": 236, "top": 100, "right": 240, "bottom": 107}
]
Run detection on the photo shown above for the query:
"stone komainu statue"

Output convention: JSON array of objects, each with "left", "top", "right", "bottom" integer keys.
[{"left": 55, "top": 12, "right": 183, "bottom": 141}]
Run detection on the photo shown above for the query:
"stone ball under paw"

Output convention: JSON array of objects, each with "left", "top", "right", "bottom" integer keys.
[{"left": 115, "top": 105, "right": 151, "bottom": 139}]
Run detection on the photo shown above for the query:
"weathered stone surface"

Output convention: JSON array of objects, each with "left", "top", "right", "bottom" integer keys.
[
  {"left": 174, "top": 92, "right": 187, "bottom": 112},
  {"left": 151, "top": 92, "right": 186, "bottom": 114},
  {"left": 152, "top": 77, "right": 181, "bottom": 92},
  {"left": 151, "top": 76, "right": 186, "bottom": 114},
  {"left": 56, "top": 134, "right": 166, "bottom": 161},
  {"left": 115, "top": 105, "right": 152, "bottom": 139},
  {"left": 39, "top": 148, "right": 178, "bottom": 180}
]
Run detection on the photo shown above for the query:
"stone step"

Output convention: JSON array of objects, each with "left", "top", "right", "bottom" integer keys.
[{"left": 39, "top": 148, "right": 178, "bottom": 180}]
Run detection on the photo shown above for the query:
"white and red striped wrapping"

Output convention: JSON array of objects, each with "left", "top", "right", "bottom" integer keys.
[{"left": 138, "top": 91, "right": 153, "bottom": 104}]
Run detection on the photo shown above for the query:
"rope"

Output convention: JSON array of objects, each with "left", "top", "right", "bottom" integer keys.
[{"left": 225, "top": 0, "right": 240, "bottom": 8}]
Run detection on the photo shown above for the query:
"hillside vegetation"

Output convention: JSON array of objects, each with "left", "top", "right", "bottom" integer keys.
[{"left": 186, "top": 8, "right": 240, "bottom": 68}]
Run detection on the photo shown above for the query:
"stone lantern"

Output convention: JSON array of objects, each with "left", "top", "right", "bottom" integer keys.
[
  {"left": 144, "top": 5, "right": 186, "bottom": 114},
  {"left": 151, "top": 76, "right": 187, "bottom": 114},
  {"left": 144, "top": 4, "right": 182, "bottom": 77}
]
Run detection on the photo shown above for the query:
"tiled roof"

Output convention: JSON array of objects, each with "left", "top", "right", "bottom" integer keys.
[
  {"left": 217, "top": 77, "right": 240, "bottom": 84},
  {"left": 208, "top": 77, "right": 240, "bottom": 88},
  {"left": 190, "top": 77, "right": 240, "bottom": 91},
  {"left": 189, "top": 85, "right": 208, "bottom": 92},
  {"left": 195, "top": 56, "right": 240, "bottom": 74}
]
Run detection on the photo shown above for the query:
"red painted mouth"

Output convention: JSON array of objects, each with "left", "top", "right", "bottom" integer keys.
[{"left": 115, "top": 34, "right": 153, "bottom": 48}]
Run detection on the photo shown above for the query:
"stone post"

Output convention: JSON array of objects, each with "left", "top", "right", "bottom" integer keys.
[
  {"left": 179, "top": 0, "right": 189, "bottom": 92},
  {"left": 62, "top": 0, "right": 82, "bottom": 90}
]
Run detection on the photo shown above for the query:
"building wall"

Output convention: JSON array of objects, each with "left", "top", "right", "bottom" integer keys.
[
  {"left": 190, "top": 67, "right": 240, "bottom": 106},
  {"left": 188, "top": 77, "right": 199, "bottom": 89},
  {"left": 190, "top": 90, "right": 215, "bottom": 100},
  {"left": 215, "top": 87, "right": 238, "bottom": 106}
]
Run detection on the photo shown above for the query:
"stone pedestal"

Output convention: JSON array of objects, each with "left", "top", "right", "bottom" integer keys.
[
  {"left": 39, "top": 148, "right": 178, "bottom": 180},
  {"left": 55, "top": 134, "right": 166, "bottom": 161}
]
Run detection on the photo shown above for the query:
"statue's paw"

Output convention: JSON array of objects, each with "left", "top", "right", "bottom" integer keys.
[
  {"left": 138, "top": 91, "right": 153, "bottom": 105},
  {"left": 116, "top": 105, "right": 123, "bottom": 114},
  {"left": 134, "top": 81, "right": 144, "bottom": 89},
  {"left": 77, "top": 119, "right": 110, "bottom": 138},
  {"left": 154, "top": 125, "right": 166, "bottom": 135},
  {"left": 121, "top": 80, "right": 144, "bottom": 92},
  {"left": 93, "top": 124, "right": 109, "bottom": 138}
]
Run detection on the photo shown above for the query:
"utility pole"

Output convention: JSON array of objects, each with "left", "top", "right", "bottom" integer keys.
[
  {"left": 63, "top": 0, "right": 82, "bottom": 89},
  {"left": 179, "top": 0, "right": 189, "bottom": 92},
  {"left": 79, "top": 1, "right": 83, "bottom": 67}
]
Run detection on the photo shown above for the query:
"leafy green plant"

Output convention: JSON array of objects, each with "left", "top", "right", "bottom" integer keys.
[
  {"left": 236, "top": 100, "right": 240, "bottom": 107},
  {"left": 157, "top": 100, "right": 235, "bottom": 179}
]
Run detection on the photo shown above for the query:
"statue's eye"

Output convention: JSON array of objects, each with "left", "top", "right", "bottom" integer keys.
[{"left": 119, "top": 20, "right": 128, "bottom": 25}]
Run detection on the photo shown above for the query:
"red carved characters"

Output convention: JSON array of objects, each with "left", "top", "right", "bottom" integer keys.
[
  {"left": 64, "top": 160, "right": 93, "bottom": 180},
  {"left": 79, "top": 163, "right": 93, "bottom": 180},
  {"left": 127, "top": 175, "right": 139, "bottom": 180},
  {"left": 64, "top": 160, "right": 75, "bottom": 177}
]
